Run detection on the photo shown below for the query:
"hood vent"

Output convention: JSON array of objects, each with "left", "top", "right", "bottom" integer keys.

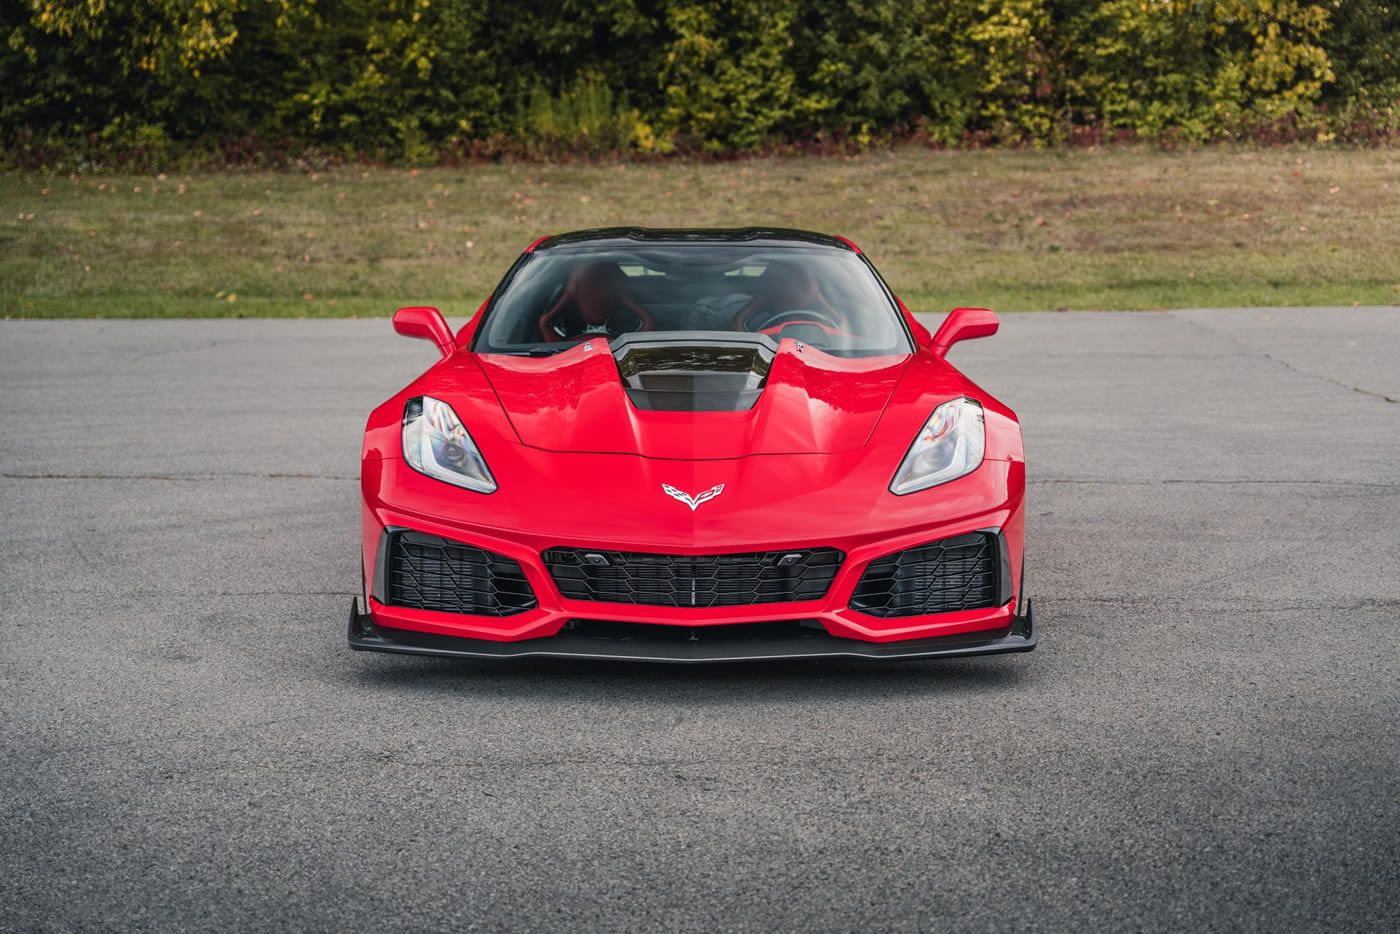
[{"left": 612, "top": 331, "right": 776, "bottom": 412}]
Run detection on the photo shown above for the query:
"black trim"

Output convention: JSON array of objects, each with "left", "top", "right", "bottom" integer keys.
[
  {"left": 346, "top": 599, "right": 1037, "bottom": 664},
  {"left": 371, "top": 526, "right": 395, "bottom": 604},
  {"left": 534, "top": 227, "right": 859, "bottom": 252},
  {"left": 379, "top": 529, "right": 538, "bottom": 616},
  {"left": 543, "top": 546, "right": 845, "bottom": 608},
  {"left": 849, "top": 529, "right": 1007, "bottom": 618},
  {"left": 986, "top": 527, "right": 1014, "bottom": 607}
]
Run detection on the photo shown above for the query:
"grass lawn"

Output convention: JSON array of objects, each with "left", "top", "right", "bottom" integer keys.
[{"left": 2, "top": 146, "right": 1398, "bottom": 318}]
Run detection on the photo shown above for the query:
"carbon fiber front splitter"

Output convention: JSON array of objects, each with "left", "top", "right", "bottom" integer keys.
[{"left": 347, "top": 600, "right": 1037, "bottom": 663}]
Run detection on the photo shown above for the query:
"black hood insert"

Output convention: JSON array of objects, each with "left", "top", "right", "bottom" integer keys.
[{"left": 611, "top": 331, "right": 778, "bottom": 412}]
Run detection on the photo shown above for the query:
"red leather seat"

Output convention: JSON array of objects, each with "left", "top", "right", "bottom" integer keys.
[
  {"left": 731, "top": 262, "right": 844, "bottom": 332},
  {"left": 539, "top": 262, "right": 655, "bottom": 342}
]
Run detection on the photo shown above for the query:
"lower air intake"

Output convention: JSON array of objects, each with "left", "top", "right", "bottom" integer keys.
[
  {"left": 543, "top": 547, "right": 843, "bottom": 607},
  {"left": 385, "top": 531, "right": 538, "bottom": 616},
  {"left": 849, "top": 531, "right": 1005, "bottom": 618}
]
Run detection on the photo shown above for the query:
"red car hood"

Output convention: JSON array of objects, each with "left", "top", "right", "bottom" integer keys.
[{"left": 473, "top": 338, "right": 910, "bottom": 460}]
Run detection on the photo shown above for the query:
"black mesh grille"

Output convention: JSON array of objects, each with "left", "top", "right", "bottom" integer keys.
[
  {"left": 386, "top": 531, "right": 537, "bottom": 616},
  {"left": 849, "top": 532, "right": 1001, "bottom": 618},
  {"left": 543, "top": 547, "right": 843, "bottom": 607}
]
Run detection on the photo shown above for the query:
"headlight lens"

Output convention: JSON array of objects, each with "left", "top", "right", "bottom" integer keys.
[
  {"left": 402, "top": 396, "right": 496, "bottom": 493},
  {"left": 890, "top": 397, "right": 985, "bottom": 495}
]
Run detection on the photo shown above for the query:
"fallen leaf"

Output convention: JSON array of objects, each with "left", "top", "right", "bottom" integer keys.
[
  {"left": 133, "top": 186, "right": 141, "bottom": 193},
  {"left": 1329, "top": 186, "right": 1340, "bottom": 194},
  {"left": 306, "top": 232, "right": 315, "bottom": 239},
  {"left": 227, "top": 293, "right": 238, "bottom": 304},
  {"left": 251, "top": 209, "right": 263, "bottom": 216},
  {"left": 579, "top": 195, "right": 592, "bottom": 203},
  {"left": 174, "top": 240, "right": 183, "bottom": 247},
  {"left": 303, "top": 293, "right": 314, "bottom": 300},
  {"left": 193, "top": 210, "right": 202, "bottom": 217}
]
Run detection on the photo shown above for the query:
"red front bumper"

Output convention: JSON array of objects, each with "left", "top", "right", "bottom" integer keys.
[{"left": 358, "top": 453, "right": 1028, "bottom": 654}]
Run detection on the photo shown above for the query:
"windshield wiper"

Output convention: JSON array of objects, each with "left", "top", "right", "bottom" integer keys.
[{"left": 499, "top": 348, "right": 562, "bottom": 357}]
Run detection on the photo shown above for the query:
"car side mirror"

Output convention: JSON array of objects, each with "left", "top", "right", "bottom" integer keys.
[
  {"left": 929, "top": 307, "right": 998, "bottom": 358},
  {"left": 393, "top": 306, "right": 456, "bottom": 358}
]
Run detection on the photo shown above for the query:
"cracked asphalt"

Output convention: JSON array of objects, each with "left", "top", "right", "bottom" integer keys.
[{"left": 2, "top": 308, "right": 1398, "bottom": 932}]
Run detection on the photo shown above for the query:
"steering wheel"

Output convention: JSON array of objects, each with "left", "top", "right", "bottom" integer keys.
[
  {"left": 748, "top": 307, "right": 853, "bottom": 338},
  {"left": 545, "top": 306, "right": 652, "bottom": 342}
]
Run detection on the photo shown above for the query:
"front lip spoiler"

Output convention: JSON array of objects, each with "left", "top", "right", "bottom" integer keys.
[{"left": 347, "top": 600, "right": 1037, "bottom": 664}]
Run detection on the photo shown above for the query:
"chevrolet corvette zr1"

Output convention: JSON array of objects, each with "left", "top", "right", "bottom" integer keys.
[{"left": 349, "top": 228, "right": 1035, "bottom": 662}]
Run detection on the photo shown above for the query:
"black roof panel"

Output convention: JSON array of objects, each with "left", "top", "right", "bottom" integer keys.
[{"left": 534, "top": 227, "right": 857, "bottom": 252}]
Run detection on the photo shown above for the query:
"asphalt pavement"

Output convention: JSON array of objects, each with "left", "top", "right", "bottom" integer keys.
[{"left": 2, "top": 308, "right": 1397, "bottom": 932}]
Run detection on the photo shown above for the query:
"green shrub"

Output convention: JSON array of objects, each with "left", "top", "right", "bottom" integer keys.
[{"left": 2, "top": 0, "right": 1396, "bottom": 167}]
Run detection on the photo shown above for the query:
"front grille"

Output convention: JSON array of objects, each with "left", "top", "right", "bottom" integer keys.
[
  {"left": 543, "top": 547, "right": 843, "bottom": 607},
  {"left": 849, "top": 532, "right": 1002, "bottom": 618},
  {"left": 385, "top": 531, "right": 537, "bottom": 616}
]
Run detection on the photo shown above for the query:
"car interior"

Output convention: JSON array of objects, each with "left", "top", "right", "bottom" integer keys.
[{"left": 477, "top": 248, "right": 909, "bottom": 357}]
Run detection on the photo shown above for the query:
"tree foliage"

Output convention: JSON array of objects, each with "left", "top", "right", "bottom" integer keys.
[{"left": 3, "top": 0, "right": 1396, "bottom": 165}]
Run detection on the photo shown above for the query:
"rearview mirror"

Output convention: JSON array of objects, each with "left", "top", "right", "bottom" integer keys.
[
  {"left": 929, "top": 307, "right": 998, "bottom": 358},
  {"left": 393, "top": 306, "right": 456, "bottom": 358}
]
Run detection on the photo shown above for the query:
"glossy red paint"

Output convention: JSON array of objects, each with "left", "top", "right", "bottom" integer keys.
[
  {"left": 392, "top": 306, "right": 456, "bottom": 357},
  {"left": 931, "top": 307, "right": 999, "bottom": 358},
  {"left": 360, "top": 231, "right": 1027, "bottom": 652},
  {"left": 454, "top": 298, "right": 491, "bottom": 345},
  {"left": 475, "top": 339, "right": 907, "bottom": 457},
  {"left": 895, "top": 297, "right": 933, "bottom": 347}
]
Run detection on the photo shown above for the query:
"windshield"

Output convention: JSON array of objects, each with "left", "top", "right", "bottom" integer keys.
[{"left": 474, "top": 245, "right": 911, "bottom": 357}]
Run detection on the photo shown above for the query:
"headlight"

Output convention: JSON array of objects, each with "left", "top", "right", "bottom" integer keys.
[
  {"left": 402, "top": 396, "right": 497, "bottom": 493},
  {"left": 890, "top": 397, "right": 985, "bottom": 495}
]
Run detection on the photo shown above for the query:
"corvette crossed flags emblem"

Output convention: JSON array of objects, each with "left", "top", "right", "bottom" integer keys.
[{"left": 661, "top": 483, "right": 725, "bottom": 511}]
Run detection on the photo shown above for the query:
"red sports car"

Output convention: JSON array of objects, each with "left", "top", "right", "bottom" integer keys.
[{"left": 349, "top": 228, "right": 1035, "bottom": 662}]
